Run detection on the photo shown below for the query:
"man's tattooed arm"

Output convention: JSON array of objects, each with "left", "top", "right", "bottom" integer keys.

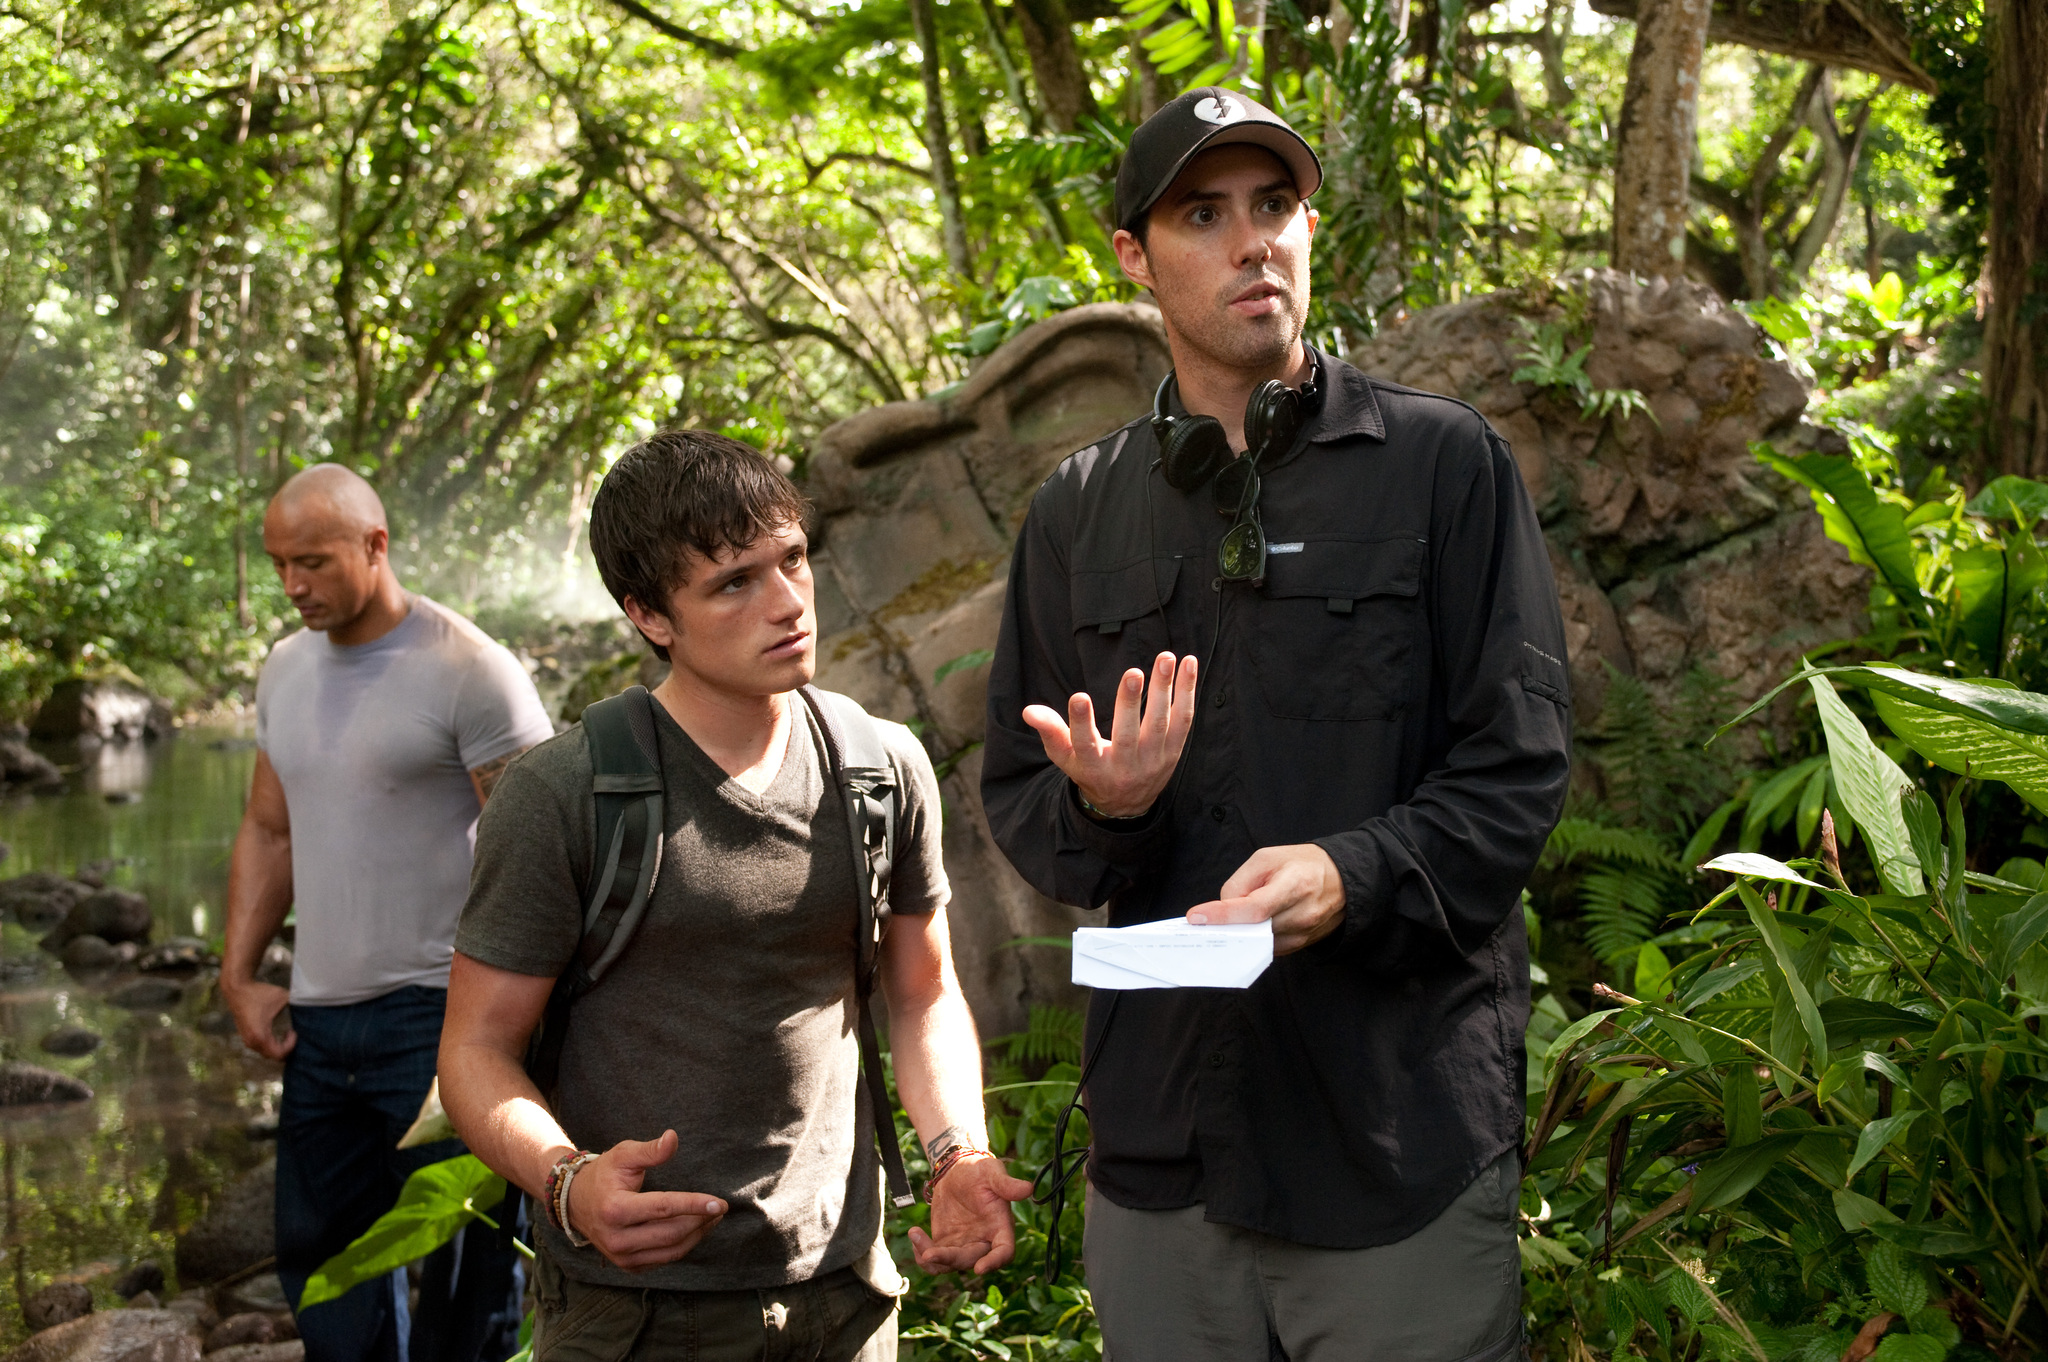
[
  {"left": 925, "top": 1124, "right": 976, "bottom": 1163},
  {"left": 468, "top": 747, "right": 532, "bottom": 807}
]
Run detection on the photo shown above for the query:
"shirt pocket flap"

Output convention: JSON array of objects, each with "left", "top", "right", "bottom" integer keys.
[
  {"left": 1072, "top": 558, "right": 1182, "bottom": 634},
  {"left": 1260, "top": 538, "right": 1424, "bottom": 609}
]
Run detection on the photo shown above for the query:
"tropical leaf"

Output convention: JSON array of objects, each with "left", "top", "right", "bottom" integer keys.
[
  {"left": 299, "top": 1155, "right": 506, "bottom": 1309},
  {"left": 1757, "top": 448, "right": 1926, "bottom": 610},
  {"left": 1870, "top": 689, "right": 2048, "bottom": 815},
  {"left": 1810, "top": 677, "right": 1924, "bottom": 895}
]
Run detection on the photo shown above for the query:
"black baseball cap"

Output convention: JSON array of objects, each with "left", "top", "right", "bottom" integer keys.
[{"left": 1113, "top": 87, "right": 1323, "bottom": 234}]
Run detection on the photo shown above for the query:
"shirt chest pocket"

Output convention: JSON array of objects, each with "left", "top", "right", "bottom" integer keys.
[
  {"left": 1071, "top": 557, "right": 1184, "bottom": 697},
  {"left": 1251, "top": 537, "right": 1425, "bottom": 721}
]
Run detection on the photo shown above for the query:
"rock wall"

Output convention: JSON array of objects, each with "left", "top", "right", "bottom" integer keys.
[
  {"left": 1346, "top": 270, "right": 1868, "bottom": 733},
  {"left": 803, "top": 275, "right": 1868, "bottom": 1033}
]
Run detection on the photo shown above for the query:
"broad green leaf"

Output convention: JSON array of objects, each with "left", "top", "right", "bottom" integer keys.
[
  {"left": 1952, "top": 544, "right": 2047, "bottom": 667},
  {"left": 1741, "top": 882, "right": 1829, "bottom": 1068},
  {"left": 1834, "top": 1186, "right": 1902, "bottom": 1231},
  {"left": 1871, "top": 690, "right": 2048, "bottom": 815},
  {"left": 1846, "top": 1110, "right": 1923, "bottom": 1180},
  {"left": 1906, "top": 1305, "right": 1962, "bottom": 1350},
  {"left": 1811, "top": 678, "right": 1924, "bottom": 895},
  {"left": 1817, "top": 999, "right": 1935, "bottom": 1047},
  {"left": 1722, "top": 1063, "right": 1762, "bottom": 1147},
  {"left": 1796, "top": 762, "right": 1830, "bottom": 847},
  {"left": 1656, "top": 1266, "right": 1717, "bottom": 1327},
  {"left": 1757, "top": 449, "right": 1925, "bottom": 609},
  {"left": 1963, "top": 474, "right": 2048, "bottom": 527},
  {"left": 1701, "top": 851, "right": 1825, "bottom": 888},
  {"left": 1654, "top": 1014, "right": 1712, "bottom": 1067},
  {"left": 1867, "top": 271, "right": 1904, "bottom": 322},
  {"left": 1864, "top": 1241, "right": 1929, "bottom": 1318},
  {"left": 1690, "top": 1131, "right": 1803, "bottom": 1209},
  {"left": 1634, "top": 942, "right": 1672, "bottom": 1000},
  {"left": 1871, "top": 1333, "right": 1949, "bottom": 1362},
  {"left": 299, "top": 1155, "right": 505, "bottom": 1309},
  {"left": 1818, "top": 1054, "right": 1864, "bottom": 1106},
  {"left": 1989, "top": 891, "right": 2048, "bottom": 982},
  {"left": 1869, "top": 1220, "right": 1993, "bottom": 1257},
  {"left": 1544, "top": 1007, "right": 1619, "bottom": 1078}
]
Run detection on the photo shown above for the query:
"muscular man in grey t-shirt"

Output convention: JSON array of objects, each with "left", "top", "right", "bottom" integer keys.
[{"left": 222, "top": 465, "right": 554, "bottom": 1362}]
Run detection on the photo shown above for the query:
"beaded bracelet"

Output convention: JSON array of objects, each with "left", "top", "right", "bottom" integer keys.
[
  {"left": 555, "top": 1152, "right": 599, "bottom": 1248},
  {"left": 923, "top": 1146, "right": 991, "bottom": 1204},
  {"left": 543, "top": 1150, "right": 596, "bottom": 1234}
]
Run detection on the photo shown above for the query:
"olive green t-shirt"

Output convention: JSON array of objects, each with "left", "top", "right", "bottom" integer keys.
[{"left": 454, "top": 692, "right": 948, "bottom": 1291}]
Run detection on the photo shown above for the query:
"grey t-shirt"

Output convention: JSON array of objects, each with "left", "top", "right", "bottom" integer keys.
[
  {"left": 256, "top": 596, "right": 554, "bottom": 1005},
  {"left": 454, "top": 693, "right": 949, "bottom": 1292}
]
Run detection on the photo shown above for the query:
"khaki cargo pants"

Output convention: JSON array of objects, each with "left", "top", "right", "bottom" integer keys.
[{"left": 531, "top": 1248, "right": 898, "bottom": 1362}]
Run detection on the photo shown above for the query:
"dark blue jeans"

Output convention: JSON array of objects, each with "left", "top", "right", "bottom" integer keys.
[{"left": 278, "top": 985, "right": 523, "bottom": 1362}]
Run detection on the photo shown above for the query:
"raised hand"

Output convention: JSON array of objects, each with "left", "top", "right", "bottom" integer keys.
[
  {"left": 907, "top": 1155, "right": 1036, "bottom": 1276},
  {"left": 1022, "top": 652, "right": 1197, "bottom": 819},
  {"left": 566, "top": 1130, "right": 728, "bottom": 1271}
]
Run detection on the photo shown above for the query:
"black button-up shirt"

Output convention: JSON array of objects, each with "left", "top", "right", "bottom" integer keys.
[{"left": 981, "top": 352, "right": 1572, "bottom": 1248}]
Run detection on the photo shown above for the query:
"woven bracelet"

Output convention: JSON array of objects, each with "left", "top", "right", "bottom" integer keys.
[{"left": 923, "top": 1146, "right": 992, "bottom": 1204}]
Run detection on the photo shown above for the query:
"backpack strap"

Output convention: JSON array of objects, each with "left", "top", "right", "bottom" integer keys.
[
  {"left": 800, "top": 684, "right": 916, "bottom": 1209},
  {"left": 525, "top": 686, "right": 665, "bottom": 1099}
]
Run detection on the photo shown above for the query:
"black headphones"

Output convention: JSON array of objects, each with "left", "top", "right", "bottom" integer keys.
[{"left": 1150, "top": 370, "right": 1307, "bottom": 492}]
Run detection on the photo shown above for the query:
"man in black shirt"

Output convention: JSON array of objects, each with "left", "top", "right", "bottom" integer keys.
[{"left": 982, "top": 88, "right": 1571, "bottom": 1360}]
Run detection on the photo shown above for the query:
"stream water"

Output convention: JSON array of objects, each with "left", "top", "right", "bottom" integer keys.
[{"left": 0, "top": 726, "right": 278, "bottom": 1345}]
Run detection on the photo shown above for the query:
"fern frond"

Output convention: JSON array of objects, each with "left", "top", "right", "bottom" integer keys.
[
  {"left": 1001, "top": 1004, "right": 1085, "bottom": 1067},
  {"left": 1579, "top": 864, "right": 1675, "bottom": 967},
  {"left": 1544, "top": 817, "right": 1680, "bottom": 871}
]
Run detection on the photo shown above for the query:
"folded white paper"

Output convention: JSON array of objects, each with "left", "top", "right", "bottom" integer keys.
[{"left": 1071, "top": 918, "right": 1275, "bottom": 990}]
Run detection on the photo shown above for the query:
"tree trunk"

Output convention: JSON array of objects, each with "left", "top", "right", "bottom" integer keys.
[
  {"left": 907, "top": 0, "right": 975, "bottom": 279},
  {"left": 1611, "top": 0, "right": 1712, "bottom": 278},
  {"left": 1983, "top": 0, "right": 2048, "bottom": 477},
  {"left": 1012, "top": 0, "right": 1098, "bottom": 133},
  {"left": 1784, "top": 70, "right": 1876, "bottom": 286}
]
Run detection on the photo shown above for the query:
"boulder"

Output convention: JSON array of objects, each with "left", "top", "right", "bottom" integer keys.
[
  {"left": 136, "top": 939, "right": 215, "bottom": 976},
  {"left": 0, "top": 1063, "right": 93, "bottom": 1106},
  {"left": 1344, "top": 269, "right": 1865, "bottom": 745},
  {"left": 202, "top": 1317, "right": 283, "bottom": 1354},
  {"left": 60, "top": 936, "right": 119, "bottom": 971},
  {"left": 174, "top": 1163, "right": 275, "bottom": 1285},
  {"left": 0, "top": 740, "right": 63, "bottom": 792},
  {"left": 107, "top": 979, "right": 184, "bottom": 1012},
  {"left": 42, "top": 888, "right": 153, "bottom": 952},
  {"left": 30, "top": 677, "right": 173, "bottom": 744},
  {"left": 125, "top": 1296, "right": 159, "bottom": 1312},
  {"left": 22, "top": 1284, "right": 92, "bottom": 1333},
  {"left": 0, "top": 875, "right": 93, "bottom": 932},
  {"left": 0, "top": 1310, "right": 201, "bottom": 1362},
  {"left": 202, "top": 1346, "right": 300, "bottom": 1362},
  {"left": 39, "top": 1026, "right": 103, "bottom": 1058},
  {"left": 112, "top": 1265, "right": 166, "bottom": 1302},
  {"left": 209, "top": 1278, "right": 285, "bottom": 1321},
  {"left": 161, "top": 1296, "right": 214, "bottom": 1336}
]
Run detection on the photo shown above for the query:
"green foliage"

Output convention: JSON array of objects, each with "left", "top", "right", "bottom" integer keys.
[
  {"left": 1523, "top": 664, "right": 2048, "bottom": 1359},
  {"left": 300, "top": 1155, "right": 510, "bottom": 1310},
  {"left": 1511, "top": 318, "right": 1656, "bottom": 428}
]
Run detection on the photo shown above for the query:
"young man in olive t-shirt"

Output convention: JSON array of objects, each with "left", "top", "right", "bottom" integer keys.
[{"left": 439, "top": 431, "right": 1030, "bottom": 1361}]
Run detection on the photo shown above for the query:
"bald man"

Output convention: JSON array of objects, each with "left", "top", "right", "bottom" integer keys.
[{"left": 224, "top": 463, "right": 554, "bottom": 1362}]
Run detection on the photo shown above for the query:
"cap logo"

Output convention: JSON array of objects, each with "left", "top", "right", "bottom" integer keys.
[{"left": 1193, "top": 95, "right": 1245, "bottom": 126}]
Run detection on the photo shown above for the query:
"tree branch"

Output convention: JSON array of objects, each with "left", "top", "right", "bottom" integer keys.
[
  {"left": 1587, "top": 0, "right": 1934, "bottom": 93},
  {"left": 599, "top": 0, "right": 745, "bottom": 60}
]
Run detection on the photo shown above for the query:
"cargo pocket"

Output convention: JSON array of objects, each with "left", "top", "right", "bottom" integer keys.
[
  {"left": 1071, "top": 556, "right": 1183, "bottom": 692},
  {"left": 1251, "top": 538, "right": 1424, "bottom": 720}
]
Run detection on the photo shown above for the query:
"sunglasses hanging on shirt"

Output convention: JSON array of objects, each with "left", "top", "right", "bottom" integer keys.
[{"left": 1150, "top": 369, "right": 1311, "bottom": 587}]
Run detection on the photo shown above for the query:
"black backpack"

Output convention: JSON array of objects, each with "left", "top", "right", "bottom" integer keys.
[{"left": 524, "top": 684, "right": 916, "bottom": 1208}]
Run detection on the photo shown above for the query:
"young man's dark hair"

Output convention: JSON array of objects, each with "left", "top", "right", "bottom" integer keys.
[{"left": 588, "top": 430, "right": 810, "bottom": 661}]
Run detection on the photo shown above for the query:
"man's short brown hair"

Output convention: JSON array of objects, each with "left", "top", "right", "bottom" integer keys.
[{"left": 588, "top": 430, "right": 811, "bottom": 662}]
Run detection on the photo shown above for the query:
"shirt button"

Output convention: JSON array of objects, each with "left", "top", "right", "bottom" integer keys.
[
  {"left": 1209, "top": 1051, "right": 1226, "bottom": 1068},
  {"left": 1213, "top": 689, "right": 1228, "bottom": 707},
  {"left": 1211, "top": 805, "right": 1227, "bottom": 823}
]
